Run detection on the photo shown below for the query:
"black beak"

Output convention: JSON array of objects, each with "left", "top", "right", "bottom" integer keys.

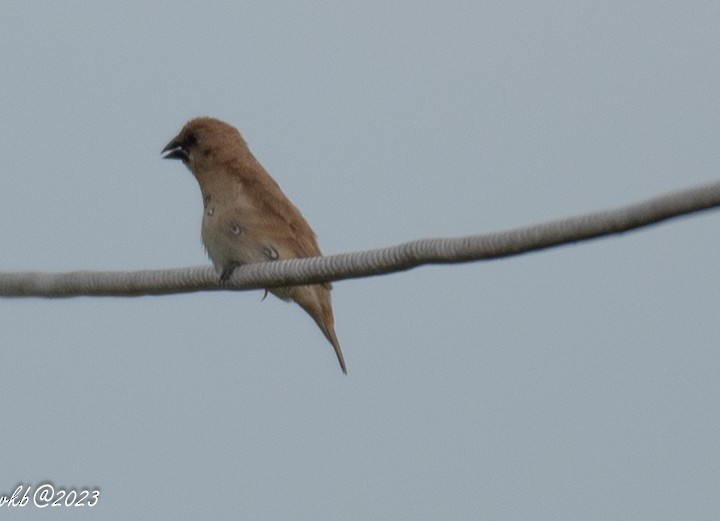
[{"left": 162, "top": 139, "right": 188, "bottom": 161}]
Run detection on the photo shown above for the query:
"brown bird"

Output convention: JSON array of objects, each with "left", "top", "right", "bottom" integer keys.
[{"left": 162, "top": 117, "right": 347, "bottom": 374}]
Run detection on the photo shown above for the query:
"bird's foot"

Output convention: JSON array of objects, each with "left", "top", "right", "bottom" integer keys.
[{"left": 219, "top": 262, "right": 242, "bottom": 285}]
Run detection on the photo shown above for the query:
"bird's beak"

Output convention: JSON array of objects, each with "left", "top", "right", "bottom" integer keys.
[{"left": 162, "top": 139, "right": 188, "bottom": 161}]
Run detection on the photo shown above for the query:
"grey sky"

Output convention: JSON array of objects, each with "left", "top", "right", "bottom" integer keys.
[{"left": 1, "top": 2, "right": 720, "bottom": 519}]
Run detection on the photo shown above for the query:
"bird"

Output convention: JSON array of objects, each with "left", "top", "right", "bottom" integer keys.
[{"left": 162, "top": 117, "right": 347, "bottom": 374}]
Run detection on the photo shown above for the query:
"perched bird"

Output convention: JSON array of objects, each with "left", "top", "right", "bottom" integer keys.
[{"left": 162, "top": 117, "right": 347, "bottom": 374}]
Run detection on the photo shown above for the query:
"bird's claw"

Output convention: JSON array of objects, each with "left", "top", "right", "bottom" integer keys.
[{"left": 219, "top": 262, "right": 242, "bottom": 285}]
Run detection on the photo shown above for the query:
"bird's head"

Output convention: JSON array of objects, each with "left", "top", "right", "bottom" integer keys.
[{"left": 162, "top": 117, "right": 246, "bottom": 169}]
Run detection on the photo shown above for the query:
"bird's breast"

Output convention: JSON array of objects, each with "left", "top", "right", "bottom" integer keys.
[{"left": 200, "top": 198, "right": 267, "bottom": 271}]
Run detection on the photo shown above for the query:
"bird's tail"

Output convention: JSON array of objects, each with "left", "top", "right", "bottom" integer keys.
[
  {"left": 283, "top": 284, "right": 347, "bottom": 374},
  {"left": 317, "top": 315, "right": 347, "bottom": 375}
]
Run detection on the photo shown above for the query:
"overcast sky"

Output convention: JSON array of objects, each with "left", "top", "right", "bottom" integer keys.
[{"left": 2, "top": 2, "right": 720, "bottom": 520}]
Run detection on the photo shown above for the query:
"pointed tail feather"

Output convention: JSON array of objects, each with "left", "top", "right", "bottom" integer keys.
[
  {"left": 283, "top": 285, "right": 347, "bottom": 374},
  {"left": 318, "top": 320, "right": 347, "bottom": 375}
]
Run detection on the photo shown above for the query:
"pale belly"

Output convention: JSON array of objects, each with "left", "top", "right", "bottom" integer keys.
[{"left": 200, "top": 204, "right": 266, "bottom": 272}]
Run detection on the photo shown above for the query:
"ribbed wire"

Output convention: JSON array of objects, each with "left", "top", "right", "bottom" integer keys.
[{"left": 1, "top": 180, "right": 719, "bottom": 298}]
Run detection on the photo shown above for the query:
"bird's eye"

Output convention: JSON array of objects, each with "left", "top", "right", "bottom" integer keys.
[{"left": 185, "top": 132, "right": 198, "bottom": 147}]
